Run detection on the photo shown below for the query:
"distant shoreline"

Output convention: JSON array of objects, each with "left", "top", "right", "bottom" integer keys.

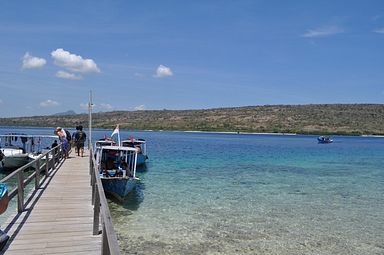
[
  {"left": 1, "top": 104, "right": 383, "bottom": 136},
  {"left": 182, "top": 130, "right": 297, "bottom": 136},
  {"left": 1, "top": 125, "right": 384, "bottom": 138}
]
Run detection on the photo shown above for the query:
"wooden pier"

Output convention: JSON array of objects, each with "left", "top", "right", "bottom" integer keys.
[{"left": 1, "top": 150, "right": 101, "bottom": 254}]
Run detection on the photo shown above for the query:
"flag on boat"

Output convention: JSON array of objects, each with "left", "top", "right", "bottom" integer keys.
[
  {"left": 111, "top": 125, "right": 121, "bottom": 146},
  {"left": 111, "top": 125, "right": 119, "bottom": 137}
]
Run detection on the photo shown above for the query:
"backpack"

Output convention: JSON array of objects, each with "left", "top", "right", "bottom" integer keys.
[
  {"left": 76, "top": 131, "right": 86, "bottom": 142},
  {"left": 65, "top": 130, "right": 72, "bottom": 142}
]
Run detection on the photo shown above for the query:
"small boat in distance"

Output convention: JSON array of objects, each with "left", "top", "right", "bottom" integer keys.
[
  {"left": 96, "top": 145, "right": 140, "bottom": 200},
  {"left": 317, "top": 136, "right": 333, "bottom": 144}
]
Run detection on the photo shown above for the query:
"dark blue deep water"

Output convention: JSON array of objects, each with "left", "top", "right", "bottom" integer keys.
[{"left": 1, "top": 127, "right": 383, "bottom": 254}]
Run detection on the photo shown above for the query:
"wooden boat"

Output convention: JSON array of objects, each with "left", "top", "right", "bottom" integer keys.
[
  {"left": 317, "top": 136, "right": 333, "bottom": 144},
  {"left": 96, "top": 145, "right": 139, "bottom": 200},
  {"left": 0, "top": 146, "right": 29, "bottom": 169},
  {"left": 0, "top": 134, "right": 32, "bottom": 169},
  {"left": 0, "top": 134, "right": 58, "bottom": 170},
  {"left": 121, "top": 138, "right": 148, "bottom": 166}
]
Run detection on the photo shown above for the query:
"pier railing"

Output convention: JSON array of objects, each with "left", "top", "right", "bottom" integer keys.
[
  {"left": 89, "top": 147, "right": 121, "bottom": 255},
  {"left": 0, "top": 144, "right": 65, "bottom": 213}
]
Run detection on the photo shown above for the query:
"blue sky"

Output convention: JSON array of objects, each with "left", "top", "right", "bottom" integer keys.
[{"left": 0, "top": 0, "right": 384, "bottom": 117}]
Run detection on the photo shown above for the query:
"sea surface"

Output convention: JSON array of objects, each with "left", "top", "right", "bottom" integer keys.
[{"left": 1, "top": 127, "right": 383, "bottom": 255}]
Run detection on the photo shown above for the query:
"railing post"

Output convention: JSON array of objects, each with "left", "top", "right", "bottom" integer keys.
[
  {"left": 46, "top": 153, "right": 50, "bottom": 177},
  {"left": 102, "top": 224, "right": 110, "bottom": 255},
  {"left": 52, "top": 148, "right": 59, "bottom": 169},
  {"left": 90, "top": 153, "right": 94, "bottom": 186},
  {"left": 89, "top": 151, "right": 92, "bottom": 175},
  {"left": 91, "top": 174, "right": 95, "bottom": 205},
  {"left": 58, "top": 145, "right": 62, "bottom": 164},
  {"left": 35, "top": 157, "right": 41, "bottom": 189},
  {"left": 17, "top": 171, "right": 24, "bottom": 213},
  {"left": 93, "top": 188, "right": 100, "bottom": 235},
  {"left": 60, "top": 146, "right": 63, "bottom": 161}
]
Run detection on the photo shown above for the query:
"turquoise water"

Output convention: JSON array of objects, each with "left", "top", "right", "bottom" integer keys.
[
  {"left": 105, "top": 131, "right": 383, "bottom": 255},
  {"left": 1, "top": 127, "right": 383, "bottom": 254}
]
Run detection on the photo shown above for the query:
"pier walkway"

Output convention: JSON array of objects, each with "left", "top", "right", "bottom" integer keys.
[{"left": 2, "top": 151, "right": 101, "bottom": 254}]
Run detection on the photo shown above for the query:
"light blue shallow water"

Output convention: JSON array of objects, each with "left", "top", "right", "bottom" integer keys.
[
  {"left": 1, "top": 127, "right": 383, "bottom": 254},
  {"left": 105, "top": 131, "right": 383, "bottom": 255}
]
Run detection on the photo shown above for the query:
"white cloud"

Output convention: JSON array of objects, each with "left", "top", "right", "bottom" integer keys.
[
  {"left": 51, "top": 48, "right": 100, "bottom": 73},
  {"left": 134, "top": 104, "right": 146, "bottom": 110},
  {"left": 80, "top": 103, "right": 89, "bottom": 110},
  {"left": 99, "top": 103, "right": 113, "bottom": 110},
  {"left": 302, "top": 26, "right": 344, "bottom": 38},
  {"left": 81, "top": 102, "right": 115, "bottom": 111},
  {"left": 56, "top": 70, "right": 82, "bottom": 80},
  {"left": 373, "top": 27, "right": 384, "bottom": 34},
  {"left": 40, "top": 99, "right": 59, "bottom": 107},
  {"left": 22, "top": 52, "right": 46, "bottom": 69},
  {"left": 154, "top": 64, "right": 173, "bottom": 78}
]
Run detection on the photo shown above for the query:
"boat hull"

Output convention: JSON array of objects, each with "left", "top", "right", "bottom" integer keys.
[
  {"left": 101, "top": 177, "right": 138, "bottom": 200},
  {"left": 1, "top": 154, "right": 30, "bottom": 169},
  {"left": 318, "top": 140, "right": 333, "bottom": 144},
  {"left": 137, "top": 154, "right": 147, "bottom": 166}
]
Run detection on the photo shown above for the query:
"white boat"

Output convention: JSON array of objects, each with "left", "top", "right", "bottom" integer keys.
[
  {"left": 0, "top": 146, "right": 29, "bottom": 169},
  {"left": 317, "top": 135, "right": 333, "bottom": 144},
  {"left": 121, "top": 138, "right": 148, "bottom": 166},
  {"left": 0, "top": 134, "right": 58, "bottom": 170},
  {"left": 95, "top": 145, "right": 139, "bottom": 200}
]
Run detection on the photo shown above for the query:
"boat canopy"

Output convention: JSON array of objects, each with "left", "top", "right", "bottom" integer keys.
[
  {"left": 121, "top": 139, "right": 146, "bottom": 144},
  {"left": 100, "top": 146, "right": 137, "bottom": 152},
  {"left": 0, "top": 134, "right": 59, "bottom": 139},
  {"left": 97, "top": 145, "right": 138, "bottom": 178}
]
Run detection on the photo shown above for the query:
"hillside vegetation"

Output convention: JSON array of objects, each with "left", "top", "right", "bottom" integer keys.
[{"left": 1, "top": 104, "right": 383, "bottom": 135}]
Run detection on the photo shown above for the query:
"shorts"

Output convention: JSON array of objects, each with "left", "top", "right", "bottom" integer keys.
[{"left": 76, "top": 141, "right": 85, "bottom": 150}]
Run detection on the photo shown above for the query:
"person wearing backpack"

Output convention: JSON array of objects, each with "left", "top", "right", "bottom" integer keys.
[
  {"left": 74, "top": 125, "right": 87, "bottom": 157},
  {"left": 54, "top": 127, "right": 69, "bottom": 159}
]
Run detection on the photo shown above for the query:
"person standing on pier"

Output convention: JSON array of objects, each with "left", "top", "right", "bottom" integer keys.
[
  {"left": 72, "top": 126, "right": 80, "bottom": 154},
  {"left": 74, "top": 125, "right": 86, "bottom": 157}
]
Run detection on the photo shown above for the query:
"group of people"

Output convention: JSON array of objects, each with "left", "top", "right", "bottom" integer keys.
[
  {"left": 100, "top": 158, "right": 133, "bottom": 178},
  {"left": 53, "top": 125, "right": 87, "bottom": 158}
]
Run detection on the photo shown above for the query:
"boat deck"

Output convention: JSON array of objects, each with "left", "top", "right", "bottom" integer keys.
[{"left": 2, "top": 150, "right": 101, "bottom": 254}]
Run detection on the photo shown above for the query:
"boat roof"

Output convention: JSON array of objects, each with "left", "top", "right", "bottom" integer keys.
[
  {"left": 100, "top": 146, "right": 137, "bottom": 152},
  {"left": 121, "top": 139, "right": 146, "bottom": 144},
  {"left": 0, "top": 134, "right": 59, "bottom": 139},
  {"left": 95, "top": 140, "right": 115, "bottom": 144}
]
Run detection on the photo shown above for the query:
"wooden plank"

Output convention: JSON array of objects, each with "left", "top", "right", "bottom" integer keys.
[{"left": 3, "top": 150, "right": 102, "bottom": 255}]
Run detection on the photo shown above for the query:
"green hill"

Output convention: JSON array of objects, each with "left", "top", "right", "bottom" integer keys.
[{"left": 0, "top": 104, "right": 383, "bottom": 135}]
